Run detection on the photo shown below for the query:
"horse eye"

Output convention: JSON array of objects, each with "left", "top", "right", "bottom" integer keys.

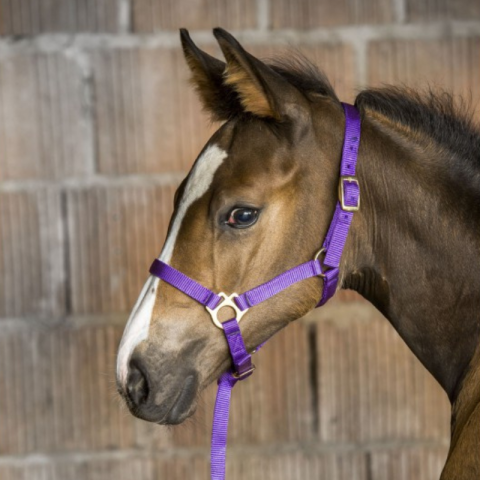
[{"left": 225, "top": 207, "right": 259, "bottom": 229}]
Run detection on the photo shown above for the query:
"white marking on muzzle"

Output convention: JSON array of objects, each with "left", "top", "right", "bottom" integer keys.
[{"left": 116, "top": 145, "right": 228, "bottom": 387}]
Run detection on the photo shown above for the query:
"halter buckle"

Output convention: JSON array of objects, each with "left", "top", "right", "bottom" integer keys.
[
  {"left": 206, "top": 293, "right": 247, "bottom": 329},
  {"left": 232, "top": 364, "right": 256, "bottom": 380},
  {"left": 338, "top": 176, "right": 360, "bottom": 212}
]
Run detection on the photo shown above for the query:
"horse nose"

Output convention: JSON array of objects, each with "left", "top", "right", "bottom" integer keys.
[{"left": 126, "top": 359, "right": 149, "bottom": 407}]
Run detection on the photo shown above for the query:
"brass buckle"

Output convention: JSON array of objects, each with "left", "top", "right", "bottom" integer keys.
[
  {"left": 205, "top": 292, "right": 247, "bottom": 330},
  {"left": 338, "top": 176, "right": 360, "bottom": 212},
  {"left": 233, "top": 364, "right": 256, "bottom": 380}
]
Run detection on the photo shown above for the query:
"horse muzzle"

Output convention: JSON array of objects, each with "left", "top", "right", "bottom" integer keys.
[{"left": 120, "top": 353, "right": 200, "bottom": 425}]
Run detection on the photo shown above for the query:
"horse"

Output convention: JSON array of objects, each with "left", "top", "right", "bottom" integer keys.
[{"left": 116, "top": 28, "right": 480, "bottom": 479}]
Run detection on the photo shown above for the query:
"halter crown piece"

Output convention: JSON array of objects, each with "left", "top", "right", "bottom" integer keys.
[{"left": 149, "top": 103, "right": 361, "bottom": 480}]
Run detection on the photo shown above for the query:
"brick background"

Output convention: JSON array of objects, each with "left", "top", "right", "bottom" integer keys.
[
  {"left": 1, "top": 1, "right": 478, "bottom": 479},
  {"left": 0, "top": 52, "right": 89, "bottom": 181},
  {"left": 270, "top": 0, "right": 395, "bottom": 28},
  {"left": 132, "top": 0, "right": 258, "bottom": 32},
  {"left": 0, "top": 0, "right": 120, "bottom": 35}
]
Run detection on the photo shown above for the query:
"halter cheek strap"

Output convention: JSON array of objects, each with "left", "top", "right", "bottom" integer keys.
[{"left": 148, "top": 102, "right": 361, "bottom": 480}]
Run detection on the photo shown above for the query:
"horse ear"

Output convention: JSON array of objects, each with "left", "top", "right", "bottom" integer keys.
[
  {"left": 180, "top": 28, "right": 237, "bottom": 121},
  {"left": 213, "top": 28, "right": 305, "bottom": 121}
]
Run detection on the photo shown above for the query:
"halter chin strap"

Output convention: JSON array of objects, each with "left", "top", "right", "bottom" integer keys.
[{"left": 148, "top": 102, "right": 361, "bottom": 480}]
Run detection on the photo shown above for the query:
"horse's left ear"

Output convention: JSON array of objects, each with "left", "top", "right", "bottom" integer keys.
[{"left": 213, "top": 28, "right": 307, "bottom": 121}]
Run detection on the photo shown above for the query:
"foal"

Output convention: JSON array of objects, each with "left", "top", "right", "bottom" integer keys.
[{"left": 116, "top": 28, "right": 480, "bottom": 479}]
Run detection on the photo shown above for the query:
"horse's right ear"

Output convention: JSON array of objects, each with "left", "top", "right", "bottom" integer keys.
[{"left": 180, "top": 29, "right": 237, "bottom": 121}]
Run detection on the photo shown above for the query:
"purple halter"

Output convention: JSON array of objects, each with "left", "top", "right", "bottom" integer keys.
[{"left": 149, "top": 103, "right": 361, "bottom": 480}]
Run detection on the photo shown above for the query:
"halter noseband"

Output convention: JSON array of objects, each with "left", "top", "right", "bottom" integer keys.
[{"left": 149, "top": 102, "right": 361, "bottom": 480}]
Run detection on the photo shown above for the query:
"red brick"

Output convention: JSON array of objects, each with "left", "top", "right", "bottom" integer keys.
[
  {"left": 92, "top": 46, "right": 216, "bottom": 175},
  {"left": 314, "top": 303, "right": 451, "bottom": 443},
  {"left": 368, "top": 37, "right": 480, "bottom": 118},
  {"left": 271, "top": 0, "right": 394, "bottom": 28},
  {"left": 131, "top": 0, "right": 257, "bottom": 32},
  {"left": 406, "top": 0, "right": 480, "bottom": 22},
  {"left": 370, "top": 446, "right": 449, "bottom": 480},
  {"left": 66, "top": 184, "right": 178, "bottom": 314},
  {"left": 0, "top": 52, "right": 89, "bottom": 181},
  {"left": 0, "top": 0, "right": 120, "bottom": 35},
  {"left": 0, "top": 189, "right": 65, "bottom": 319}
]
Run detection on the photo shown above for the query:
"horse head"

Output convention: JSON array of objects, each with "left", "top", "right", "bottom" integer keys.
[{"left": 116, "top": 28, "right": 349, "bottom": 424}]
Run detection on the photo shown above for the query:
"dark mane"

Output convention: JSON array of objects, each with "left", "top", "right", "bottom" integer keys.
[
  {"left": 266, "top": 53, "right": 480, "bottom": 173},
  {"left": 355, "top": 86, "right": 480, "bottom": 170},
  {"left": 266, "top": 53, "right": 339, "bottom": 101}
]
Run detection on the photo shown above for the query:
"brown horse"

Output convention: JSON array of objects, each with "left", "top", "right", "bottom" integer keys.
[{"left": 116, "top": 28, "right": 480, "bottom": 479}]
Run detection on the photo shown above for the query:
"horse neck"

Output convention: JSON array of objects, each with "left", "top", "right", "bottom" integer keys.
[{"left": 341, "top": 109, "right": 480, "bottom": 408}]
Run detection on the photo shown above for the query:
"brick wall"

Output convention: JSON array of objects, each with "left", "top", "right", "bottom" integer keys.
[{"left": 1, "top": 1, "right": 479, "bottom": 479}]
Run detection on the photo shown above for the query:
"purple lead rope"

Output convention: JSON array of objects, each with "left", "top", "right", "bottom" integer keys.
[
  {"left": 210, "top": 319, "right": 256, "bottom": 480},
  {"left": 149, "top": 103, "right": 361, "bottom": 480}
]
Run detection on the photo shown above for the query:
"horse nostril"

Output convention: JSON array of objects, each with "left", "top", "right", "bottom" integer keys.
[{"left": 126, "top": 361, "right": 149, "bottom": 407}]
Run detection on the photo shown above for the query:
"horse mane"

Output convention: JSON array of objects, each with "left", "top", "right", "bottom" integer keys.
[
  {"left": 266, "top": 53, "right": 480, "bottom": 173},
  {"left": 355, "top": 86, "right": 480, "bottom": 170},
  {"left": 266, "top": 53, "right": 339, "bottom": 101}
]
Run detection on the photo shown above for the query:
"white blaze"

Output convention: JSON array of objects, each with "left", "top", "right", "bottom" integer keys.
[{"left": 116, "top": 145, "right": 228, "bottom": 386}]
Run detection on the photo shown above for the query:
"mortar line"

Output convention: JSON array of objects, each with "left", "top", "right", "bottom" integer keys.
[
  {"left": 0, "top": 172, "right": 186, "bottom": 192},
  {"left": 60, "top": 190, "right": 72, "bottom": 316},
  {"left": 393, "top": 0, "right": 407, "bottom": 24},
  {"left": 352, "top": 35, "right": 368, "bottom": 91},
  {"left": 257, "top": 0, "right": 270, "bottom": 31},
  {"left": 0, "top": 22, "right": 479, "bottom": 55},
  {"left": 0, "top": 438, "right": 450, "bottom": 465},
  {"left": 308, "top": 323, "right": 320, "bottom": 435},
  {"left": 118, "top": 0, "right": 132, "bottom": 34}
]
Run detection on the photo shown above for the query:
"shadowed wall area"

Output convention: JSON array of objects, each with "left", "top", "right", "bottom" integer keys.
[{"left": 0, "top": 0, "right": 479, "bottom": 479}]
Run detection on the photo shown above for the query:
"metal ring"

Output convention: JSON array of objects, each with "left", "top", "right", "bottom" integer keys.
[
  {"left": 313, "top": 248, "right": 327, "bottom": 278},
  {"left": 205, "top": 292, "right": 248, "bottom": 329},
  {"left": 314, "top": 247, "right": 326, "bottom": 261}
]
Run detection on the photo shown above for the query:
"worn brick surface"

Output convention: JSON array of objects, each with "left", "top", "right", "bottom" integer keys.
[
  {"left": 172, "top": 321, "right": 314, "bottom": 447},
  {"left": 314, "top": 303, "right": 451, "bottom": 444},
  {"left": 66, "top": 183, "right": 178, "bottom": 314},
  {"left": 92, "top": 47, "right": 216, "bottom": 175},
  {"left": 270, "top": 0, "right": 394, "bottom": 28},
  {"left": 368, "top": 37, "right": 480, "bottom": 118},
  {"left": 0, "top": 323, "right": 170, "bottom": 455},
  {"left": 406, "top": 0, "right": 480, "bottom": 22},
  {"left": 0, "top": 456, "right": 154, "bottom": 480},
  {"left": 131, "top": 0, "right": 257, "bottom": 32},
  {"left": 0, "top": 52, "right": 89, "bottom": 181},
  {"left": 227, "top": 451, "right": 367, "bottom": 480},
  {"left": 0, "top": 189, "right": 65, "bottom": 319},
  {"left": 0, "top": 0, "right": 120, "bottom": 35},
  {"left": 370, "top": 446, "right": 450, "bottom": 480},
  {"left": 0, "top": 451, "right": 366, "bottom": 480},
  {"left": 155, "top": 451, "right": 367, "bottom": 480}
]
